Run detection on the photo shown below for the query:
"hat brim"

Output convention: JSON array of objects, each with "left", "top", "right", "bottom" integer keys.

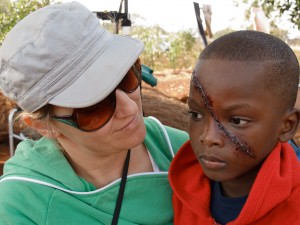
[{"left": 49, "top": 34, "right": 143, "bottom": 108}]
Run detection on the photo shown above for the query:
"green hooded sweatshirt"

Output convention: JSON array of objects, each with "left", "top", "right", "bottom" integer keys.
[{"left": 0, "top": 117, "right": 188, "bottom": 225}]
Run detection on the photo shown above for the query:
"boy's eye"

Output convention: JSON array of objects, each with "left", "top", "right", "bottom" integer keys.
[
  {"left": 229, "top": 117, "right": 248, "bottom": 126},
  {"left": 188, "top": 110, "right": 203, "bottom": 120}
]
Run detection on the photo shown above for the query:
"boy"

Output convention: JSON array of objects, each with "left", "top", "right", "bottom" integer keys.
[{"left": 169, "top": 30, "right": 300, "bottom": 224}]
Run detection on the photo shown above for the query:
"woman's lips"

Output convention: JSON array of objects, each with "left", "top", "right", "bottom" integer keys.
[{"left": 199, "top": 155, "right": 227, "bottom": 169}]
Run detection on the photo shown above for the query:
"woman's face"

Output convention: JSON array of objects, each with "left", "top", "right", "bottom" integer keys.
[{"left": 51, "top": 86, "right": 146, "bottom": 155}]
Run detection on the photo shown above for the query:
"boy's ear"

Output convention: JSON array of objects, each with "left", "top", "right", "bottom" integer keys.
[
  {"left": 23, "top": 115, "right": 60, "bottom": 139},
  {"left": 278, "top": 109, "right": 300, "bottom": 142}
]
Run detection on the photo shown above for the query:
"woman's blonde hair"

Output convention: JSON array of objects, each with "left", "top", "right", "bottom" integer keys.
[{"left": 18, "top": 104, "right": 53, "bottom": 140}]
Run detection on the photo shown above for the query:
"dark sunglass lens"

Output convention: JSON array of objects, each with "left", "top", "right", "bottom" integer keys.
[
  {"left": 119, "top": 69, "right": 139, "bottom": 92},
  {"left": 76, "top": 93, "right": 116, "bottom": 131},
  {"left": 118, "top": 59, "right": 141, "bottom": 93}
]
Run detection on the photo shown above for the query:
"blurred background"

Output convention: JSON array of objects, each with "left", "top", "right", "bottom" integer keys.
[
  {"left": 0, "top": 0, "right": 299, "bottom": 173},
  {"left": 0, "top": 0, "right": 299, "bottom": 70}
]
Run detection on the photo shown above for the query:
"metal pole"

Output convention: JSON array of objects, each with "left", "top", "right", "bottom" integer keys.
[
  {"left": 8, "top": 108, "right": 18, "bottom": 157},
  {"left": 193, "top": 2, "right": 208, "bottom": 47}
]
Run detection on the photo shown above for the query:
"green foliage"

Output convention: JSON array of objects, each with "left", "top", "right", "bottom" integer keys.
[
  {"left": 168, "top": 30, "right": 199, "bottom": 69},
  {"left": 212, "top": 28, "right": 236, "bottom": 40},
  {"left": 0, "top": 0, "right": 10, "bottom": 13},
  {"left": 261, "top": 0, "right": 300, "bottom": 29},
  {"left": 0, "top": 0, "right": 51, "bottom": 45},
  {"left": 131, "top": 25, "right": 203, "bottom": 70},
  {"left": 240, "top": 0, "right": 300, "bottom": 29},
  {"left": 0, "top": 2, "right": 201, "bottom": 71},
  {"left": 129, "top": 12, "right": 203, "bottom": 70},
  {"left": 131, "top": 25, "right": 169, "bottom": 69}
]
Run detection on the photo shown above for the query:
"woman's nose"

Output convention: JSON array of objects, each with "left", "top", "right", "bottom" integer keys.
[
  {"left": 199, "top": 118, "right": 224, "bottom": 147},
  {"left": 114, "top": 88, "right": 139, "bottom": 118}
]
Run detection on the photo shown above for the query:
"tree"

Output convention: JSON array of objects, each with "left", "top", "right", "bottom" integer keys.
[
  {"left": 0, "top": 0, "right": 10, "bottom": 13},
  {"left": 168, "top": 30, "right": 200, "bottom": 69},
  {"left": 241, "top": 0, "right": 300, "bottom": 29},
  {"left": 131, "top": 25, "right": 169, "bottom": 69},
  {"left": 0, "top": 0, "right": 51, "bottom": 45},
  {"left": 261, "top": 0, "right": 300, "bottom": 29}
]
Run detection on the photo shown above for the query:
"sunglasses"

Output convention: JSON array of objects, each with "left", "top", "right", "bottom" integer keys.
[{"left": 51, "top": 59, "right": 141, "bottom": 132}]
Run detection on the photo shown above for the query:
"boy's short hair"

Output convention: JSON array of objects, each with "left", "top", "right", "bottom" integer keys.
[{"left": 197, "top": 30, "right": 300, "bottom": 110}]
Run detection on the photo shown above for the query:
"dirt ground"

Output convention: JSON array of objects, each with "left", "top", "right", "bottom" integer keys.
[
  {"left": 142, "top": 69, "right": 191, "bottom": 132},
  {"left": 0, "top": 70, "right": 192, "bottom": 168}
]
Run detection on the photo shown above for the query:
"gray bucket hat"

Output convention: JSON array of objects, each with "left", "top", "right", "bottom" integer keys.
[{"left": 0, "top": 1, "right": 144, "bottom": 113}]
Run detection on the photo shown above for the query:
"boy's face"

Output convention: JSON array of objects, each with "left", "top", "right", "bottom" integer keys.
[{"left": 188, "top": 60, "right": 286, "bottom": 183}]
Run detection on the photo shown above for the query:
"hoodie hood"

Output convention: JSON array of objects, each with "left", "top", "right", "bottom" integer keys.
[
  {"left": 169, "top": 141, "right": 300, "bottom": 224},
  {"left": 0, "top": 117, "right": 189, "bottom": 225},
  {"left": 2, "top": 137, "right": 92, "bottom": 191}
]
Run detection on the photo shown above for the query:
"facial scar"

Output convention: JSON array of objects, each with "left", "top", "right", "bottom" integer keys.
[{"left": 191, "top": 70, "right": 255, "bottom": 158}]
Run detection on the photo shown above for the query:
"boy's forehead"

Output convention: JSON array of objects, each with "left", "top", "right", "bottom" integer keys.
[
  {"left": 190, "top": 60, "right": 272, "bottom": 109},
  {"left": 193, "top": 60, "right": 265, "bottom": 85}
]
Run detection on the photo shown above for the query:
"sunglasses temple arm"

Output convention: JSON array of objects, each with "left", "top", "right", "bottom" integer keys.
[{"left": 51, "top": 117, "right": 78, "bottom": 128}]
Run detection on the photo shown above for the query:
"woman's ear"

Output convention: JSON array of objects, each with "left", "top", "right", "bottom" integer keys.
[
  {"left": 278, "top": 109, "right": 300, "bottom": 142},
  {"left": 22, "top": 115, "right": 60, "bottom": 139}
]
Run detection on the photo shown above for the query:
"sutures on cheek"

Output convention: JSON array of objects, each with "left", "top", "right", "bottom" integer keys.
[{"left": 191, "top": 70, "right": 256, "bottom": 158}]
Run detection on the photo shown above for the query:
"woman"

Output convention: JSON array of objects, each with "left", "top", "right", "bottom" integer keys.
[{"left": 0, "top": 2, "right": 188, "bottom": 224}]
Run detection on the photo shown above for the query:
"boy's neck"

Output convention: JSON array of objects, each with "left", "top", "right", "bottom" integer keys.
[{"left": 219, "top": 165, "right": 261, "bottom": 198}]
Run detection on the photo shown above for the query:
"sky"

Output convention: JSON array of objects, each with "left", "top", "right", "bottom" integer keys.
[{"left": 60, "top": 0, "right": 299, "bottom": 38}]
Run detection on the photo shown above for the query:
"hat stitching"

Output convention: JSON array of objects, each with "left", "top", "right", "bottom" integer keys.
[
  {"left": 0, "top": 4, "right": 94, "bottom": 85},
  {"left": 32, "top": 11, "right": 105, "bottom": 93},
  {"left": 0, "top": 65, "right": 7, "bottom": 75},
  {"left": 1, "top": 10, "right": 61, "bottom": 67},
  {"left": 17, "top": 28, "right": 105, "bottom": 103},
  {"left": 0, "top": 66, "right": 17, "bottom": 100},
  {"left": 0, "top": 10, "right": 62, "bottom": 101},
  {"left": 48, "top": 36, "right": 143, "bottom": 106},
  {"left": 42, "top": 30, "right": 112, "bottom": 99},
  {"left": 49, "top": 38, "right": 117, "bottom": 106},
  {"left": 80, "top": 37, "right": 143, "bottom": 104},
  {"left": 0, "top": 2, "right": 144, "bottom": 112},
  {"left": 16, "top": 28, "right": 111, "bottom": 112}
]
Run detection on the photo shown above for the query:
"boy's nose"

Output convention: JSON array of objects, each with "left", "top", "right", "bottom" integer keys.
[
  {"left": 199, "top": 118, "right": 224, "bottom": 147},
  {"left": 114, "top": 88, "right": 138, "bottom": 118}
]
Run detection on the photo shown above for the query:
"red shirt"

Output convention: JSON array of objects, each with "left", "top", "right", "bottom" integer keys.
[{"left": 169, "top": 141, "right": 300, "bottom": 225}]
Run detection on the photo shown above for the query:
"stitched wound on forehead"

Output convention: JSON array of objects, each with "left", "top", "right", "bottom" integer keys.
[{"left": 191, "top": 70, "right": 255, "bottom": 158}]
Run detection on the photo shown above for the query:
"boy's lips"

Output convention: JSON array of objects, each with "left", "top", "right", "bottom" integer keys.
[{"left": 199, "top": 155, "right": 227, "bottom": 169}]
